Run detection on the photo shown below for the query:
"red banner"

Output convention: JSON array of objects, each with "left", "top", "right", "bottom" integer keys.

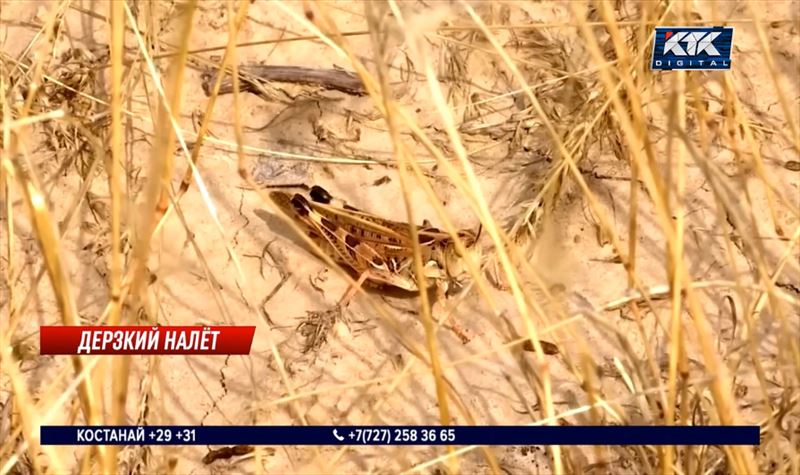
[{"left": 40, "top": 326, "right": 256, "bottom": 355}]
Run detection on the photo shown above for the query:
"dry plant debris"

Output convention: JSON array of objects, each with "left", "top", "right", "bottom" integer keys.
[{"left": 0, "top": 1, "right": 797, "bottom": 474}]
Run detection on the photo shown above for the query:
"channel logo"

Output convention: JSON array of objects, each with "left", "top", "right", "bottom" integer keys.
[{"left": 651, "top": 27, "right": 733, "bottom": 70}]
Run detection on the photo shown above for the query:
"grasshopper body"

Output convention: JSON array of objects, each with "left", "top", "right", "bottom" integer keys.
[{"left": 269, "top": 185, "right": 478, "bottom": 294}]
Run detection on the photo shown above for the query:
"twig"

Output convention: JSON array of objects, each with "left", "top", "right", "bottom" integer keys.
[{"left": 201, "top": 65, "right": 366, "bottom": 97}]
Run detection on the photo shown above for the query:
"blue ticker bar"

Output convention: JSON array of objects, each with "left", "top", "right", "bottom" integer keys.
[{"left": 41, "top": 425, "right": 759, "bottom": 446}]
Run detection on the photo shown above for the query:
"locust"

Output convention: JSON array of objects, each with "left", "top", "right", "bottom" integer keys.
[{"left": 268, "top": 184, "right": 480, "bottom": 342}]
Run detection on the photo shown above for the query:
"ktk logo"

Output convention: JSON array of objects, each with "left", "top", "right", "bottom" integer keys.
[
  {"left": 651, "top": 27, "right": 733, "bottom": 70},
  {"left": 663, "top": 31, "right": 721, "bottom": 56}
]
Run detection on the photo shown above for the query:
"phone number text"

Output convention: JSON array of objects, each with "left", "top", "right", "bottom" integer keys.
[{"left": 348, "top": 428, "right": 456, "bottom": 445}]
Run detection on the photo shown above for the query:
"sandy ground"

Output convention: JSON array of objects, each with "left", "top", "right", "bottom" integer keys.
[{"left": 1, "top": 1, "right": 798, "bottom": 473}]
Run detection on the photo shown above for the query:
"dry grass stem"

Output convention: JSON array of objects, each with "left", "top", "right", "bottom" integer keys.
[{"left": 1, "top": 1, "right": 797, "bottom": 473}]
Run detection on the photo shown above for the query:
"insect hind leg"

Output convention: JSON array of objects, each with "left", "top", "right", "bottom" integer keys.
[{"left": 337, "top": 270, "right": 374, "bottom": 308}]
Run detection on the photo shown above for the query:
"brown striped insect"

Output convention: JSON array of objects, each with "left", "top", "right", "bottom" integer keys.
[{"left": 268, "top": 184, "right": 480, "bottom": 341}]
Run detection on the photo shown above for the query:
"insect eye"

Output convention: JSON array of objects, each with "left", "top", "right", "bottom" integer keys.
[{"left": 309, "top": 186, "right": 333, "bottom": 204}]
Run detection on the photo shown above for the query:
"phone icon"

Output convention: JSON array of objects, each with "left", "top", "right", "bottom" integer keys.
[{"left": 333, "top": 429, "right": 345, "bottom": 442}]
